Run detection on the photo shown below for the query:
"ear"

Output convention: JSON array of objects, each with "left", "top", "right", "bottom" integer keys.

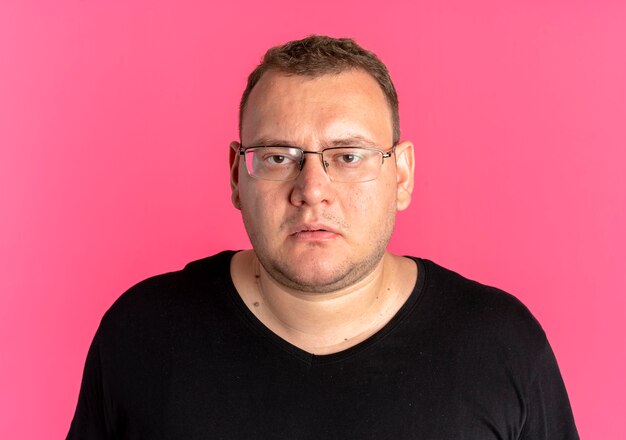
[
  {"left": 394, "top": 140, "right": 415, "bottom": 211},
  {"left": 229, "top": 141, "right": 242, "bottom": 210}
]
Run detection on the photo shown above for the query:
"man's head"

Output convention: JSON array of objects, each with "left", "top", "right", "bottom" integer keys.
[
  {"left": 239, "top": 35, "right": 401, "bottom": 145},
  {"left": 230, "top": 36, "right": 414, "bottom": 293}
]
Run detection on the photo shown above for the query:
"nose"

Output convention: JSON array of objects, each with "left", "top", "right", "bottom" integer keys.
[{"left": 289, "top": 152, "right": 335, "bottom": 207}]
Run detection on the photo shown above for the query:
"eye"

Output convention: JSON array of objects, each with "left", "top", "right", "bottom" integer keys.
[
  {"left": 331, "top": 149, "right": 366, "bottom": 167},
  {"left": 266, "top": 155, "right": 289, "bottom": 165},
  {"left": 262, "top": 150, "right": 299, "bottom": 168},
  {"left": 338, "top": 153, "right": 362, "bottom": 164}
]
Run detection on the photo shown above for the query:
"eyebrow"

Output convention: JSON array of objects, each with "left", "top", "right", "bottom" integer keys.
[
  {"left": 247, "top": 137, "right": 293, "bottom": 147},
  {"left": 248, "top": 135, "right": 380, "bottom": 148},
  {"left": 327, "top": 135, "right": 380, "bottom": 148}
]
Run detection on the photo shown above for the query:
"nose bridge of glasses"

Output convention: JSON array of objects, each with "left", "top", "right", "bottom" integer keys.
[{"left": 301, "top": 150, "right": 329, "bottom": 172}]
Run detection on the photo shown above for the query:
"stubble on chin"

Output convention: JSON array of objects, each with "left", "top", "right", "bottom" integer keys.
[
  {"left": 254, "top": 216, "right": 393, "bottom": 294},
  {"left": 240, "top": 198, "right": 397, "bottom": 294},
  {"left": 264, "top": 246, "right": 387, "bottom": 294}
]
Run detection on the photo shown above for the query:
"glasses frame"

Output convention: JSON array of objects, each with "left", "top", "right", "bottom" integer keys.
[{"left": 238, "top": 145, "right": 395, "bottom": 182}]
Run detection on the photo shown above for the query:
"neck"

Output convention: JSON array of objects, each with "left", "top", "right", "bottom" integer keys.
[{"left": 231, "top": 250, "right": 416, "bottom": 355}]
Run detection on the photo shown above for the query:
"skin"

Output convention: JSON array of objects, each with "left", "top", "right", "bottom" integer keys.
[{"left": 229, "top": 69, "right": 416, "bottom": 354}]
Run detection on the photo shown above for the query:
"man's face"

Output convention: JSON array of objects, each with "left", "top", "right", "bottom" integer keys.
[{"left": 231, "top": 69, "right": 414, "bottom": 293}]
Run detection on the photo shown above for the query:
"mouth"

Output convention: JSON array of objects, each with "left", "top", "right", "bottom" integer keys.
[{"left": 289, "top": 223, "right": 340, "bottom": 240}]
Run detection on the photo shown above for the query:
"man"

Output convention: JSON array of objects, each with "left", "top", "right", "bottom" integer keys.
[{"left": 68, "top": 36, "right": 578, "bottom": 439}]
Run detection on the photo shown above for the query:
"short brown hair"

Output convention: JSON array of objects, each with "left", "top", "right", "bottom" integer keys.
[{"left": 239, "top": 35, "right": 400, "bottom": 144}]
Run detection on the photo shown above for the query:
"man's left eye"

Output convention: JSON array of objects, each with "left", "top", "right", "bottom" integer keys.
[{"left": 336, "top": 153, "right": 363, "bottom": 164}]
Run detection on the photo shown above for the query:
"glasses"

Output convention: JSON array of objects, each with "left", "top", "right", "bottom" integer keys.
[{"left": 239, "top": 145, "right": 395, "bottom": 183}]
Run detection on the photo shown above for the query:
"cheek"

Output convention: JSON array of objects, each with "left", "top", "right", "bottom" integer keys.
[
  {"left": 344, "top": 183, "right": 394, "bottom": 227},
  {"left": 370, "top": 177, "right": 397, "bottom": 206},
  {"left": 239, "top": 183, "right": 286, "bottom": 231}
]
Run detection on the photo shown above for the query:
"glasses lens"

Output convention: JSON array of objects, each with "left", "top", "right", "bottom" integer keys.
[
  {"left": 243, "top": 146, "right": 388, "bottom": 182},
  {"left": 323, "top": 148, "right": 383, "bottom": 182},
  {"left": 245, "top": 147, "right": 302, "bottom": 181}
]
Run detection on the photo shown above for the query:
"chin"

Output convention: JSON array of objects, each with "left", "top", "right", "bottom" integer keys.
[
  {"left": 274, "top": 271, "right": 355, "bottom": 294},
  {"left": 264, "top": 251, "right": 383, "bottom": 294}
]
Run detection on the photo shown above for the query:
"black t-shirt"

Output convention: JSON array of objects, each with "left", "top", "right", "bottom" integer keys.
[{"left": 67, "top": 251, "right": 578, "bottom": 439}]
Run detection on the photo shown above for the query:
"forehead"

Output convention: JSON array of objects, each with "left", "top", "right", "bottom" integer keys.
[{"left": 241, "top": 70, "right": 394, "bottom": 147}]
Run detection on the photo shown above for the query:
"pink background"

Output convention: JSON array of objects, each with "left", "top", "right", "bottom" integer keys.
[{"left": 1, "top": 1, "right": 624, "bottom": 438}]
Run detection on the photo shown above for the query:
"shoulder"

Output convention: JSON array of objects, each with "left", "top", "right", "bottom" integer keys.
[
  {"left": 415, "top": 258, "right": 548, "bottom": 360},
  {"left": 419, "top": 259, "right": 539, "bottom": 322},
  {"left": 408, "top": 259, "right": 578, "bottom": 437},
  {"left": 98, "top": 250, "right": 237, "bottom": 338}
]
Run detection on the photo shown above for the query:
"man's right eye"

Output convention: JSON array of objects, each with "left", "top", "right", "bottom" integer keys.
[{"left": 263, "top": 154, "right": 296, "bottom": 167}]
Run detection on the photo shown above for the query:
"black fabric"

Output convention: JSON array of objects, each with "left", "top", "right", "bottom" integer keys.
[{"left": 67, "top": 251, "right": 578, "bottom": 439}]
